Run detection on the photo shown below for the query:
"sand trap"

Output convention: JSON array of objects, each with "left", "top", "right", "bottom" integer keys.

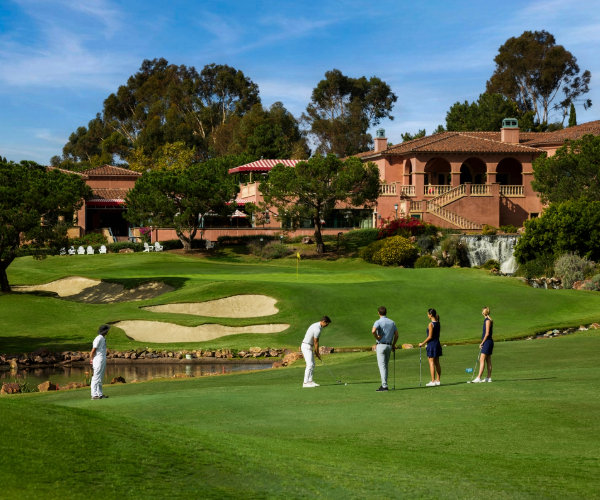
[
  {"left": 14, "top": 277, "right": 174, "bottom": 304},
  {"left": 13, "top": 277, "right": 100, "bottom": 297},
  {"left": 114, "top": 320, "right": 290, "bottom": 343},
  {"left": 143, "top": 294, "right": 278, "bottom": 318}
]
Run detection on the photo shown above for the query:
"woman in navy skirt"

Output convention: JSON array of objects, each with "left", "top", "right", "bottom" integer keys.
[
  {"left": 472, "top": 307, "right": 493, "bottom": 383},
  {"left": 419, "top": 308, "right": 442, "bottom": 387}
]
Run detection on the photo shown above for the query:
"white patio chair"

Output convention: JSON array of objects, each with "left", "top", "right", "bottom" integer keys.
[
  {"left": 205, "top": 239, "right": 214, "bottom": 250},
  {"left": 86, "top": 246, "right": 94, "bottom": 255},
  {"left": 68, "top": 246, "right": 76, "bottom": 256},
  {"left": 59, "top": 247, "right": 67, "bottom": 256},
  {"left": 143, "top": 242, "right": 153, "bottom": 253},
  {"left": 77, "top": 246, "right": 85, "bottom": 255},
  {"left": 99, "top": 245, "right": 107, "bottom": 254},
  {"left": 154, "top": 242, "right": 163, "bottom": 252}
]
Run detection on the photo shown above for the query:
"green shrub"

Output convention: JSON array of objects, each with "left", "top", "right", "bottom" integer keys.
[
  {"left": 414, "top": 255, "right": 438, "bottom": 268},
  {"left": 359, "top": 239, "right": 387, "bottom": 263},
  {"left": 69, "top": 232, "right": 107, "bottom": 246},
  {"left": 437, "top": 235, "right": 467, "bottom": 266},
  {"left": 554, "top": 253, "right": 595, "bottom": 289},
  {"left": 343, "top": 228, "right": 379, "bottom": 244},
  {"left": 592, "top": 274, "right": 600, "bottom": 286},
  {"left": 246, "top": 240, "right": 291, "bottom": 259},
  {"left": 482, "top": 259, "right": 500, "bottom": 270},
  {"left": 416, "top": 234, "right": 437, "bottom": 253},
  {"left": 581, "top": 281, "right": 599, "bottom": 291},
  {"left": 481, "top": 224, "right": 498, "bottom": 235},
  {"left": 500, "top": 224, "right": 519, "bottom": 233},
  {"left": 515, "top": 255, "right": 556, "bottom": 279},
  {"left": 371, "top": 236, "right": 416, "bottom": 267}
]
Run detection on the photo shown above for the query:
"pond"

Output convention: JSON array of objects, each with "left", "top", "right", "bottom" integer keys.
[{"left": 0, "top": 362, "right": 272, "bottom": 387}]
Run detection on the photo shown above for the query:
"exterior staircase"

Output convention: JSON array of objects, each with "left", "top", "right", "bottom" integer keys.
[{"left": 423, "top": 185, "right": 482, "bottom": 230}]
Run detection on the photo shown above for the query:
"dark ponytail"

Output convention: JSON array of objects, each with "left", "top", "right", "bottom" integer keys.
[{"left": 428, "top": 308, "right": 440, "bottom": 324}]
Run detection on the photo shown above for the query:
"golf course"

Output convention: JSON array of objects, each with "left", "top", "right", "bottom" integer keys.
[{"left": 1, "top": 251, "right": 600, "bottom": 498}]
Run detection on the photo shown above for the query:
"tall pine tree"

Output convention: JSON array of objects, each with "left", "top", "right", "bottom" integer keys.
[{"left": 568, "top": 103, "right": 577, "bottom": 127}]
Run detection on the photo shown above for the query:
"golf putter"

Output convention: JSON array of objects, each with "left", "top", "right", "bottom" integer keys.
[
  {"left": 419, "top": 346, "right": 422, "bottom": 387},
  {"left": 466, "top": 349, "right": 482, "bottom": 383},
  {"left": 320, "top": 358, "right": 345, "bottom": 385}
]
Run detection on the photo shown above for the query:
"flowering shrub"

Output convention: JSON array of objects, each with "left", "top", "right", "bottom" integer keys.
[
  {"left": 139, "top": 227, "right": 151, "bottom": 244},
  {"left": 371, "top": 236, "right": 417, "bottom": 266},
  {"left": 414, "top": 255, "right": 438, "bottom": 268},
  {"left": 378, "top": 218, "right": 426, "bottom": 238},
  {"left": 359, "top": 240, "right": 386, "bottom": 263}
]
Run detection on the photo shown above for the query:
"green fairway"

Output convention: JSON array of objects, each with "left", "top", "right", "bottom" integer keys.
[
  {"left": 1, "top": 330, "right": 599, "bottom": 499},
  {"left": 3, "top": 252, "right": 600, "bottom": 353}
]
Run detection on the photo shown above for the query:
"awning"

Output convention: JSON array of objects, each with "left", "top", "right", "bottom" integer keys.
[
  {"left": 232, "top": 210, "right": 247, "bottom": 218},
  {"left": 86, "top": 199, "right": 125, "bottom": 208},
  {"left": 228, "top": 159, "right": 301, "bottom": 174}
]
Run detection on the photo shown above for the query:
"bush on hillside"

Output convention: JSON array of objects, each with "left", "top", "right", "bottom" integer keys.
[
  {"left": 378, "top": 218, "right": 427, "bottom": 238},
  {"left": 343, "top": 228, "right": 379, "bottom": 244},
  {"left": 514, "top": 200, "right": 600, "bottom": 264},
  {"left": 416, "top": 234, "right": 438, "bottom": 254},
  {"left": 69, "top": 233, "right": 107, "bottom": 246},
  {"left": 414, "top": 255, "right": 438, "bottom": 268},
  {"left": 435, "top": 235, "right": 467, "bottom": 267},
  {"left": 554, "top": 253, "right": 595, "bottom": 289},
  {"left": 500, "top": 224, "right": 519, "bottom": 233},
  {"left": 359, "top": 239, "right": 387, "bottom": 263},
  {"left": 481, "top": 225, "right": 498, "bottom": 235},
  {"left": 247, "top": 240, "right": 291, "bottom": 259},
  {"left": 515, "top": 255, "right": 556, "bottom": 279},
  {"left": 371, "top": 236, "right": 417, "bottom": 267}
]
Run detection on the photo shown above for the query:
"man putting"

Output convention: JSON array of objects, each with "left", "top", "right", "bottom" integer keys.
[
  {"left": 372, "top": 306, "right": 398, "bottom": 392},
  {"left": 301, "top": 316, "right": 331, "bottom": 388},
  {"left": 90, "top": 324, "right": 111, "bottom": 400}
]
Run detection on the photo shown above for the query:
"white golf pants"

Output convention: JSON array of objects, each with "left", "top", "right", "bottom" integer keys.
[
  {"left": 301, "top": 343, "right": 315, "bottom": 383},
  {"left": 91, "top": 358, "right": 106, "bottom": 397},
  {"left": 376, "top": 344, "right": 392, "bottom": 388}
]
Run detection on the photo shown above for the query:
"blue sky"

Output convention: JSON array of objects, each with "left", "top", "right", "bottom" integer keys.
[{"left": 0, "top": 0, "right": 599, "bottom": 163}]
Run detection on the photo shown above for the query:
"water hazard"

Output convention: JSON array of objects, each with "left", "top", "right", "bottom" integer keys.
[{"left": 0, "top": 362, "right": 272, "bottom": 387}]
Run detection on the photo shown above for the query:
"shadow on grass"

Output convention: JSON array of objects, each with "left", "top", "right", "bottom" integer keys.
[
  {"left": 319, "top": 377, "right": 557, "bottom": 390},
  {"left": 0, "top": 336, "right": 81, "bottom": 355},
  {"left": 103, "top": 277, "right": 189, "bottom": 290}
]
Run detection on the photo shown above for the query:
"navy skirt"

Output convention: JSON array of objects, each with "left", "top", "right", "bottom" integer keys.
[
  {"left": 481, "top": 339, "right": 494, "bottom": 355},
  {"left": 426, "top": 340, "right": 443, "bottom": 358}
]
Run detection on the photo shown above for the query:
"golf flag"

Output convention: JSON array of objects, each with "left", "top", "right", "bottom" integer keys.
[{"left": 296, "top": 252, "right": 301, "bottom": 278}]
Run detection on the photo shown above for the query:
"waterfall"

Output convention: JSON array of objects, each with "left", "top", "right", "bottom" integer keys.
[{"left": 460, "top": 235, "right": 520, "bottom": 274}]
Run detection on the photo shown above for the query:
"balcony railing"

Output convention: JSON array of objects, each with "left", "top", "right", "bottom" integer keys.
[
  {"left": 471, "top": 184, "right": 491, "bottom": 196},
  {"left": 424, "top": 185, "right": 452, "bottom": 196},
  {"left": 399, "top": 185, "right": 415, "bottom": 197},
  {"left": 380, "top": 184, "right": 397, "bottom": 196},
  {"left": 500, "top": 185, "right": 524, "bottom": 196},
  {"left": 409, "top": 201, "right": 423, "bottom": 212},
  {"left": 240, "top": 183, "right": 257, "bottom": 198}
]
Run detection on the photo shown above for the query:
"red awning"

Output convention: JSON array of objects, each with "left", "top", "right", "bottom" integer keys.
[
  {"left": 232, "top": 210, "right": 247, "bottom": 218},
  {"left": 86, "top": 200, "right": 125, "bottom": 208},
  {"left": 228, "top": 159, "right": 301, "bottom": 174}
]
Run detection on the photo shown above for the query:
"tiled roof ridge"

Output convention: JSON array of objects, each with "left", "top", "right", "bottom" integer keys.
[
  {"left": 84, "top": 164, "right": 142, "bottom": 176},
  {"left": 457, "top": 132, "right": 544, "bottom": 152},
  {"left": 47, "top": 166, "right": 89, "bottom": 178},
  {"left": 403, "top": 132, "right": 461, "bottom": 152}
]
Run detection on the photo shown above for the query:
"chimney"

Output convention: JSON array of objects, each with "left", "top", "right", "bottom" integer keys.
[
  {"left": 374, "top": 128, "right": 387, "bottom": 152},
  {"left": 501, "top": 118, "right": 520, "bottom": 144}
]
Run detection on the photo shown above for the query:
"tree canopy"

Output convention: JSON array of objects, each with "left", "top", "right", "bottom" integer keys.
[
  {"left": 302, "top": 70, "right": 397, "bottom": 157},
  {"left": 401, "top": 129, "right": 427, "bottom": 142},
  {"left": 256, "top": 155, "right": 380, "bottom": 253},
  {"left": 486, "top": 30, "right": 592, "bottom": 125},
  {"left": 54, "top": 59, "right": 261, "bottom": 170},
  {"left": 0, "top": 161, "right": 91, "bottom": 292},
  {"left": 446, "top": 93, "right": 535, "bottom": 132},
  {"left": 531, "top": 134, "right": 600, "bottom": 204},
  {"left": 124, "top": 155, "right": 245, "bottom": 250},
  {"left": 568, "top": 103, "right": 577, "bottom": 127}
]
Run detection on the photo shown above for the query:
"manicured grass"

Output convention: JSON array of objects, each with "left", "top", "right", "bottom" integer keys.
[
  {"left": 3, "top": 252, "right": 600, "bottom": 353},
  {"left": 1, "top": 331, "right": 599, "bottom": 498}
]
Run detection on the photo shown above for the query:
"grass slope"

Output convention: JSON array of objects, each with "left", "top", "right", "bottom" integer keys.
[
  {"left": 3, "top": 252, "right": 600, "bottom": 353},
  {"left": 1, "top": 331, "right": 599, "bottom": 498}
]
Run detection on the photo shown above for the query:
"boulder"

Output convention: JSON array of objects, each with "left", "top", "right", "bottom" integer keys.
[
  {"left": 591, "top": 323, "right": 600, "bottom": 329},
  {"left": 238, "top": 351, "right": 248, "bottom": 358},
  {"left": 301, "top": 236, "right": 313, "bottom": 244},
  {"left": 402, "top": 344, "right": 414, "bottom": 349},
  {"left": 31, "top": 347, "right": 51, "bottom": 357},
  {"left": 38, "top": 381, "right": 58, "bottom": 392},
  {"left": 9, "top": 359, "right": 18, "bottom": 370},
  {"left": 281, "top": 352, "right": 303, "bottom": 366},
  {"left": 318, "top": 346, "right": 333, "bottom": 355},
  {"left": 70, "top": 355, "right": 84, "bottom": 362},
  {"left": 130, "top": 353, "right": 137, "bottom": 360},
  {"left": 34, "top": 356, "right": 44, "bottom": 364},
  {"left": 119, "top": 248, "right": 134, "bottom": 253},
  {"left": 110, "top": 376, "right": 126, "bottom": 384},
  {"left": 203, "top": 350, "right": 214, "bottom": 357},
  {"left": 1, "top": 383, "right": 21, "bottom": 395},
  {"left": 131, "top": 379, "right": 139, "bottom": 383},
  {"left": 215, "top": 350, "right": 223, "bottom": 358},
  {"left": 271, "top": 361, "right": 284, "bottom": 368},
  {"left": 64, "top": 382, "right": 88, "bottom": 390},
  {"left": 269, "top": 349, "right": 280, "bottom": 357},
  {"left": 249, "top": 347, "right": 262, "bottom": 353},
  {"left": 579, "top": 326, "right": 588, "bottom": 331}
]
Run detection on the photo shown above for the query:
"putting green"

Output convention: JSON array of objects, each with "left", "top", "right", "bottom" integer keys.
[{"left": 1, "top": 331, "right": 599, "bottom": 498}]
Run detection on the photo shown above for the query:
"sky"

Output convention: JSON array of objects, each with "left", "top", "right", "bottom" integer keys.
[{"left": 0, "top": 0, "right": 599, "bottom": 164}]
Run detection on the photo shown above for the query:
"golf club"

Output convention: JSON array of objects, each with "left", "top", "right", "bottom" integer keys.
[
  {"left": 466, "top": 349, "right": 482, "bottom": 383},
  {"left": 320, "top": 358, "right": 346, "bottom": 385},
  {"left": 419, "top": 345, "right": 422, "bottom": 387}
]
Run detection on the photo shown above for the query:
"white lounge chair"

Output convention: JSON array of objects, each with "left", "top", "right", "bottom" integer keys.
[
  {"left": 154, "top": 242, "right": 163, "bottom": 252},
  {"left": 99, "top": 245, "right": 107, "bottom": 254},
  {"left": 59, "top": 247, "right": 67, "bottom": 256},
  {"left": 205, "top": 239, "right": 214, "bottom": 250},
  {"left": 68, "top": 246, "right": 76, "bottom": 256},
  {"left": 143, "top": 242, "right": 153, "bottom": 253},
  {"left": 77, "top": 246, "right": 85, "bottom": 255},
  {"left": 86, "top": 246, "right": 94, "bottom": 255}
]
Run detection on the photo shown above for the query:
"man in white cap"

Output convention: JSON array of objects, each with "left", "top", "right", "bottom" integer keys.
[
  {"left": 90, "top": 324, "right": 110, "bottom": 400},
  {"left": 301, "top": 316, "right": 331, "bottom": 387}
]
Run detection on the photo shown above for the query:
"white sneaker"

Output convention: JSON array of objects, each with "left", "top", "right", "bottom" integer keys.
[
  {"left": 426, "top": 381, "right": 436, "bottom": 387},
  {"left": 435, "top": 381, "right": 441, "bottom": 386},
  {"left": 471, "top": 377, "right": 483, "bottom": 383},
  {"left": 310, "top": 381, "right": 320, "bottom": 387},
  {"left": 302, "top": 382, "right": 314, "bottom": 388},
  {"left": 484, "top": 378, "right": 492, "bottom": 383}
]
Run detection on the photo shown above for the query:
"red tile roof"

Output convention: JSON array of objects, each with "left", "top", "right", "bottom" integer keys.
[
  {"left": 528, "top": 120, "right": 600, "bottom": 145},
  {"left": 228, "top": 159, "right": 302, "bottom": 174},
  {"left": 83, "top": 165, "right": 141, "bottom": 176},
  {"left": 88, "top": 188, "right": 130, "bottom": 202},
  {"left": 47, "top": 166, "right": 89, "bottom": 178}
]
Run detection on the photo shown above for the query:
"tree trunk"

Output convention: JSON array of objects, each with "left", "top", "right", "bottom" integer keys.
[
  {"left": 314, "top": 219, "right": 324, "bottom": 254},
  {"left": 0, "top": 264, "right": 11, "bottom": 293},
  {"left": 176, "top": 230, "right": 192, "bottom": 252}
]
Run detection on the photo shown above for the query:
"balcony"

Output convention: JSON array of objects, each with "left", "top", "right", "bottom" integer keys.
[
  {"left": 500, "top": 185, "right": 524, "bottom": 196},
  {"left": 424, "top": 185, "right": 452, "bottom": 196},
  {"left": 240, "top": 183, "right": 257, "bottom": 198},
  {"left": 379, "top": 184, "right": 397, "bottom": 196}
]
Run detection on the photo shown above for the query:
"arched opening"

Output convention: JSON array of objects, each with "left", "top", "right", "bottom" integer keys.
[
  {"left": 496, "top": 158, "right": 523, "bottom": 185},
  {"left": 460, "top": 157, "right": 487, "bottom": 184},
  {"left": 404, "top": 159, "right": 413, "bottom": 185},
  {"left": 424, "top": 158, "right": 451, "bottom": 186}
]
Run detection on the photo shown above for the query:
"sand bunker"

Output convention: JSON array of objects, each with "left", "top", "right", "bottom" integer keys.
[
  {"left": 114, "top": 320, "right": 290, "bottom": 343},
  {"left": 143, "top": 294, "right": 278, "bottom": 318},
  {"left": 14, "top": 277, "right": 173, "bottom": 304}
]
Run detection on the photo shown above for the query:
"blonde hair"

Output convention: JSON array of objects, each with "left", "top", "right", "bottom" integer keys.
[{"left": 482, "top": 307, "right": 492, "bottom": 322}]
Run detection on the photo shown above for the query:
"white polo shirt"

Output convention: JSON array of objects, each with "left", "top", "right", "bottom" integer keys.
[
  {"left": 92, "top": 334, "right": 107, "bottom": 362},
  {"left": 302, "top": 322, "right": 322, "bottom": 345}
]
